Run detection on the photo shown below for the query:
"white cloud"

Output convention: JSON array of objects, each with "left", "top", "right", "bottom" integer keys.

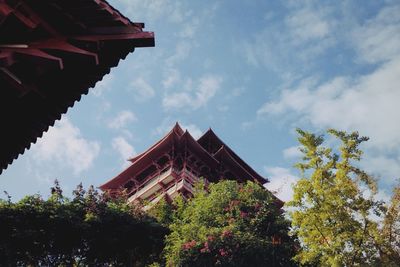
[
  {"left": 352, "top": 4, "right": 400, "bottom": 64},
  {"left": 259, "top": 48, "right": 400, "bottom": 189},
  {"left": 178, "top": 2, "right": 219, "bottom": 39},
  {"left": 162, "top": 75, "right": 222, "bottom": 110},
  {"left": 257, "top": 4, "right": 400, "bottom": 190},
  {"left": 257, "top": 76, "right": 343, "bottom": 115},
  {"left": 129, "top": 77, "right": 155, "bottom": 101},
  {"left": 374, "top": 188, "right": 392, "bottom": 204},
  {"left": 239, "top": 3, "right": 336, "bottom": 75},
  {"left": 32, "top": 117, "right": 100, "bottom": 174},
  {"left": 162, "top": 68, "right": 181, "bottom": 89},
  {"left": 240, "top": 28, "right": 286, "bottom": 71},
  {"left": 264, "top": 166, "right": 299, "bottom": 202},
  {"left": 179, "top": 17, "right": 200, "bottom": 38},
  {"left": 258, "top": 57, "right": 400, "bottom": 152},
  {"left": 165, "top": 41, "right": 192, "bottom": 67},
  {"left": 118, "top": 0, "right": 189, "bottom": 23},
  {"left": 92, "top": 73, "right": 114, "bottom": 97},
  {"left": 107, "top": 110, "right": 137, "bottom": 130},
  {"left": 283, "top": 146, "right": 302, "bottom": 159},
  {"left": 112, "top": 136, "right": 136, "bottom": 161},
  {"left": 285, "top": 5, "right": 332, "bottom": 43},
  {"left": 361, "top": 154, "right": 400, "bottom": 186}
]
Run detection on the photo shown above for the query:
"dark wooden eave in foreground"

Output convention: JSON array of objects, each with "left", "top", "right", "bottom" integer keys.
[{"left": 0, "top": 0, "right": 154, "bottom": 173}]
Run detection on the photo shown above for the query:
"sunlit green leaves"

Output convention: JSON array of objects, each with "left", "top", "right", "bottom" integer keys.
[
  {"left": 288, "top": 129, "right": 383, "bottom": 266},
  {"left": 160, "top": 180, "right": 297, "bottom": 267}
]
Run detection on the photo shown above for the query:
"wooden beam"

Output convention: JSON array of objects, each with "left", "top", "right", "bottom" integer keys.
[
  {"left": 87, "top": 25, "right": 142, "bottom": 35},
  {"left": 0, "top": 67, "right": 38, "bottom": 96},
  {"left": 14, "top": 48, "right": 64, "bottom": 69},
  {"left": 16, "top": 1, "right": 61, "bottom": 37},
  {"left": 71, "top": 31, "right": 155, "bottom": 47},
  {"left": 0, "top": 51, "right": 14, "bottom": 67},
  {"left": 32, "top": 39, "right": 99, "bottom": 65}
]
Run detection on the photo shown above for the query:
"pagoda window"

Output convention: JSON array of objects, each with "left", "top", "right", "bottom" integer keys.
[
  {"left": 136, "top": 165, "right": 157, "bottom": 182},
  {"left": 156, "top": 155, "right": 170, "bottom": 168},
  {"left": 124, "top": 180, "right": 135, "bottom": 190}
]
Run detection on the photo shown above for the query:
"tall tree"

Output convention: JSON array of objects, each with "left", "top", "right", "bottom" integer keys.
[
  {"left": 162, "top": 180, "right": 297, "bottom": 267},
  {"left": 288, "top": 129, "right": 384, "bottom": 266}
]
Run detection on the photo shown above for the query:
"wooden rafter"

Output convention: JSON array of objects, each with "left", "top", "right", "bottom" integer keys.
[{"left": 0, "top": 0, "right": 154, "bottom": 173}]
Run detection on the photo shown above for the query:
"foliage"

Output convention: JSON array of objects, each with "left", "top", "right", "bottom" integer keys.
[
  {"left": 288, "top": 129, "right": 389, "bottom": 266},
  {"left": 148, "top": 197, "right": 174, "bottom": 227},
  {"left": 380, "top": 185, "right": 400, "bottom": 265},
  {"left": 162, "top": 180, "right": 297, "bottom": 267},
  {"left": 0, "top": 181, "right": 168, "bottom": 266}
]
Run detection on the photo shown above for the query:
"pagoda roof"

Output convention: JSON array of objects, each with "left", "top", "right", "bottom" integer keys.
[
  {"left": 0, "top": 0, "right": 154, "bottom": 173},
  {"left": 128, "top": 123, "right": 184, "bottom": 163},
  {"left": 100, "top": 124, "right": 180, "bottom": 190},
  {"left": 100, "top": 123, "right": 268, "bottom": 190},
  {"left": 179, "top": 130, "right": 220, "bottom": 169},
  {"left": 197, "top": 129, "right": 267, "bottom": 184},
  {"left": 214, "top": 145, "right": 261, "bottom": 184}
]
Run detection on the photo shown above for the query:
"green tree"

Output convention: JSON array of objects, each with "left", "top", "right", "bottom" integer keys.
[
  {"left": 380, "top": 185, "right": 400, "bottom": 265},
  {"left": 162, "top": 180, "right": 297, "bottom": 267},
  {"left": 0, "top": 181, "right": 168, "bottom": 266},
  {"left": 288, "top": 129, "right": 384, "bottom": 266}
]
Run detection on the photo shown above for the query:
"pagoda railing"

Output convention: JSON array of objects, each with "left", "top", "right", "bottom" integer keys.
[
  {"left": 128, "top": 167, "right": 174, "bottom": 202},
  {"left": 127, "top": 165, "right": 171, "bottom": 197},
  {"left": 143, "top": 177, "right": 198, "bottom": 210},
  {"left": 128, "top": 167, "right": 202, "bottom": 203},
  {"left": 182, "top": 168, "right": 200, "bottom": 185}
]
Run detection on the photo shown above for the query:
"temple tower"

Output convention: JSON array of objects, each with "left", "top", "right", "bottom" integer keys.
[{"left": 100, "top": 123, "right": 268, "bottom": 209}]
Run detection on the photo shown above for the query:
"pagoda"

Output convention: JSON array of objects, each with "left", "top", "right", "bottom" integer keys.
[{"left": 100, "top": 123, "right": 269, "bottom": 208}]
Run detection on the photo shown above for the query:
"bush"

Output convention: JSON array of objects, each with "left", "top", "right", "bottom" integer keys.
[
  {"left": 160, "top": 180, "right": 297, "bottom": 267},
  {"left": 0, "top": 181, "right": 168, "bottom": 266}
]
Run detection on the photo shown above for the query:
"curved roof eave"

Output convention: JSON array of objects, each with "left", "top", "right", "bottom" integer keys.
[
  {"left": 128, "top": 122, "right": 184, "bottom": 163},
  {"left": 214, "top": 146, "right": 267, "bottom": 185},
  {"left": 180, "top": 131, "right": 220, "bottom": 169},
  {"left": 198, "top": 129, "right": 268, "bottom": 184},
  {"left": 100, "top": 124, "right": 182, "bottom": 189}
]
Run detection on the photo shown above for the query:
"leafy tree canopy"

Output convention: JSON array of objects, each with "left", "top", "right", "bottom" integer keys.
[
  {"left": 160, "top": 180, "right": 298, "bottom": 267},
  {"left": 288, "top": 129, "right": 399, "bottom": 266},
  {"left": 0, "top": 181, "right": 168, "bottom": 266}
]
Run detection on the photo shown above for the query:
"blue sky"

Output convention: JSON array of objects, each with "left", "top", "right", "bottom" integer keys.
[{"left": 1, "top": 0, "right": 400, "bottom": 202}]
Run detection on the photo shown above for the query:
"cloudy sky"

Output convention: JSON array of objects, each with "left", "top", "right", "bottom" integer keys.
[{"left": 1, "top": 0, "right": 400, "bottom": 202}]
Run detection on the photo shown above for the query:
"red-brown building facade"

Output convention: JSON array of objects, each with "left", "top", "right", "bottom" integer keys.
[{"left": 100, "top": 123, "right": 269, "bottom": 209}]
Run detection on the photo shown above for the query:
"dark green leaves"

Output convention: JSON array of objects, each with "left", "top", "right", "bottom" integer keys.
[{"left": 0, "top": 182, "right": 167, "bottom": 266}]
